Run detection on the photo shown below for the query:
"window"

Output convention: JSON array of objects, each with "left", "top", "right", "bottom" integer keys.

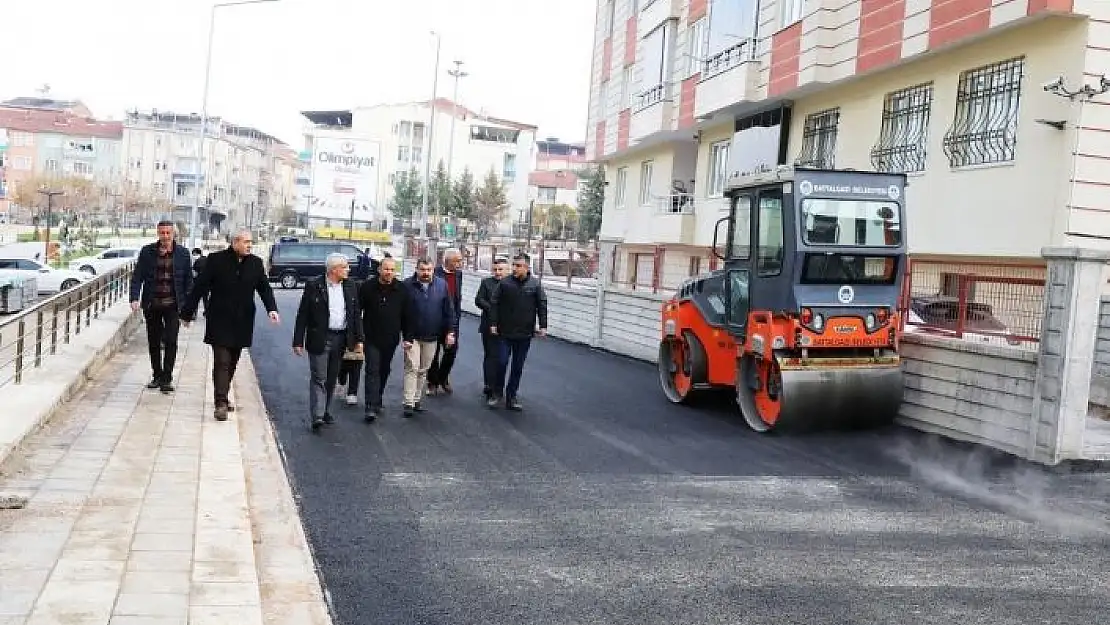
[
  {"left": 622, "top": 67, "right": 635, "bottom": 109},
  {"left": 801, "top": 254, "right": 898, "bottom": 285},
  {"left": 153, "top": 182, "right": 166, "bottom": 195},
  {"left": 606, "top": 0, "right": 616, "bottom": 35},
  {"left": 398, "top": 121, "right": 412, "bottom": 139},
  {"left": 756, "top": 191, "right": 783, "bottom": 276},
  {"left": 871, "top": 83, "right": 933, "bottom": 173},
  {"left": 45, "top": 159, "right": 58, "bottom": 172},
  {"left": 703, "top": 0, "right": 757, "bottom": 78},
  {"left": 800, "top": 199, "right": 902, "bottom": 246},
  {"left": 503, "top": 153, "right": 517, "bottom": 180},
  {"left": 708, "top": 140, "right": 730, "bottom": 196},
  {"left": 72, "top": 162, "right": 93, "bottom": 175},
  {"left": 782, "top": 0, "right": 804, "bottom": 26},
  {"left": 412, "top": 146, "right": 423, "bottom": 164},
  {"left": 639, "top": 160, "right": 654, "bottom": 205},
  {"left": 637, "top": 24, "right": 670, "bottom": 109},
  {"left": 942, "top": 57, "right": 1024, "bottom": 167},
  {"left": 397, "top": 145, "right": 410, "bottom": 162},
  {"left": 538, "top": 186, "right": 557, "bottom": 202},
  {"left": 470, "top": 125, "right": 521, "bottom": 143},
  {"left": 14, "top": 156, "right": 32, "bottom": 170},
  {"left": 729, "top": 194, "right": 752, "bottom": 259},
  {"left": 794, "top": 108, "right": 839, "bottom": 169},
  {"left": 726, "top": 269, "right": 750, "bottom": 327},
  {"left": 686, "top": 19, "right": 707, "bottom": 78},
  {"left": 10, "top": 132, "right": 32, "bottom": 147},
  {"left": 598, "top": 80, "right": 608, "bottom": 117},
  {"left": 615, "top": 166, "right": 628, "bottom": 208},
  {"left": 175, "top": 182, "right": 190, "bottom": 197}
]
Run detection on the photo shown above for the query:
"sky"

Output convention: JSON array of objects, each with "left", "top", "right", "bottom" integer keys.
[{"left": 1, "top": 0, "right": 596, "bottom": 148}]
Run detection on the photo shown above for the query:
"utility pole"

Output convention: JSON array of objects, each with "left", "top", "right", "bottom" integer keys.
[
  {"left": 37, "top": 188, "right": 63, "bottom": 265},
  {"left": 347, "top": 199, "right": 356, "bottom": 241},
  {"left": 420, "top": 31, "right": 442, "bottom": 243},
  {"left": 443, "top": 59, "right": 468, "bottom": 238}
]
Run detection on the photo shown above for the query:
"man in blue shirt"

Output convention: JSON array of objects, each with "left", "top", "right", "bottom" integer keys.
[{"left": 401, "top": 258, "right": 457, "bottom": 417}]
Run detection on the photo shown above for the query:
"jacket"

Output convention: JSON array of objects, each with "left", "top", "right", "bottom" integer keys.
[
  {"left": 474, "top": 275, "right": 502, "bottom": 334},
  {"left": 181, "top": 247, "right": 278, "bottom": 348},
  {"left": 403, "top": 274, "right": 457, "bottom": 342},
  {"left": 435, "top": 265, "right": 463, "bottom": 326},
  {"left": 129, "top": 241, "right": 193, "bottom": 312},
  {"left": 489, "top": 272, "right": 548, "bottom": 339},
  {"left": 360, "top": 277, "right": 411, "bottom": 348},
  {"left": 293, "top": 276, "right": 363, "bottom": 355}
]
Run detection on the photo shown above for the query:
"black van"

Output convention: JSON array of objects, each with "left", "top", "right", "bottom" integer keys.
[{"left": 268, "top": 241, "right": 374, "bottom": 289}]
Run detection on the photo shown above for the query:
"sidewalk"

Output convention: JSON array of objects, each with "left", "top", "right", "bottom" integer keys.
[{"left": 0, "top": 321, "right": 332, "bottom": 625}]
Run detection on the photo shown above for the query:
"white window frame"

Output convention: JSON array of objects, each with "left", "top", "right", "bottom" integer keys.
[
  {"left": 638, "top": 160, "right": 654, "bottom": 206},
  {"left": 537, "top": 186, "right": 558, "bottom": 203},
  {"left": 623, "top": 66, "right": 635, "bottom": 110},
  {"left": 14, "top": 156, "right": 32, "bottom": 170},
  {"left": 686, "top": 19, "right": 707, "bottom": 78},
  {"left": 615, "top": 166, "right": 628, "bottom": 209},
  {"left": 782, "top": 0, "right": 804, "bottom": 27},
  {"left": 708, "top": 140, "right": 730, "bottom": 197}
]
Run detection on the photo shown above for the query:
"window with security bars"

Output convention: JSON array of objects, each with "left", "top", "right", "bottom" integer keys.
[
  {"left": 795, "top": 108, "right": 839, "bottom": 169},
  {"left": 871, "top": 83, "right": 934, "bottom": 173},
  {"left": 942, "top": 57, "right": 1024, "bottom": 167}
]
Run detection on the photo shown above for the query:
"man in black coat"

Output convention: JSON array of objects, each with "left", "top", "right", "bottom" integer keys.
[
  {"left": 488, "top": 252, "right": 548, "bottom": 411},
  {"left": 130, "top": 220, "right": 193, "bottom": 393},
  {"left": 293, "top": 253, "right": 363, "bottom": 430},
  {"left": 181, "top": 230, "right": 280, "bottom": 421},
  {"left": 358, "top": 256, "right": 412, "bottom": 421},
  {"left": 427, "top": 248, "right": 463, "bottom": 395},
  {"left": 474, "top": 255, "right": 509, "bottom": 401}
]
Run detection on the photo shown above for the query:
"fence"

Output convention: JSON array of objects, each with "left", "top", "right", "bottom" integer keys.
[
  {"left": 901, "top": 258, "right": 1046, "bottom": 349},
  {"left": 0, "top": 263, "right": 134, "bottom": 387},
  {"left": 459, "top": 242, "right": 602, "bottom": 290}
]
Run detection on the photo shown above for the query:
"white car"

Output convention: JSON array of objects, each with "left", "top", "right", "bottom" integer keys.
[
  {"left": 0, "top": 257, "right": 92, "bottom": 294},
  {"left": 68, "top": 247, "right": 139, "bottom": 275}
]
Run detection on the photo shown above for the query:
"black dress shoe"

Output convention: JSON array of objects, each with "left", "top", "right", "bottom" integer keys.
[
  {"left": 323, "top": 413, "right": 335, "bottom": 424},
  {"left": 160, "top": 379, "right": 175, "bottom": 393},
  {"left": 147, "top": 377, "right": 162, "bottom": 389},
  {"left": 506, "top": 397, "right": 523, "bottom": 411},
  {"left": 363, "top": 410, "right": 378, "bottom": 423},
  {"left": 402, "top": 405, "right": 414, "bottom": 418},
  {"left": 311, "top": 416, "right": 324, "bottom": 430}
]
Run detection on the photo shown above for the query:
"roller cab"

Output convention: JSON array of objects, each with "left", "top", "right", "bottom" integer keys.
[{"left": 659, "top": 166, "right": 908, "bottom": 433}]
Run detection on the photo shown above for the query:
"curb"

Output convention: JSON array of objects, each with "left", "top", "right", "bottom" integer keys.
[
  {"left": 234, "top": 350, "right": 336, "bottom": 624},
  {"left": 0, "top": 304, "right": 140, "bottom": 467}
]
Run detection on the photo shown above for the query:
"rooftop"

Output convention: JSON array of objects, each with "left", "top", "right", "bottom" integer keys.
[
  {"left": 0, "top": 107, "right": 122, "bottom": 140},
  {"left": 528, "top": 169, "right": 579, "bottom": 191},
  {"left": 301, "top": 97, "right": 538, "bottom": 132}
]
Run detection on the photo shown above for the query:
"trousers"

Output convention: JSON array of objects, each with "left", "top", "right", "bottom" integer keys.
[
  {"left": 211, "top": 345, "right": 243, "bottom": 408},
  {"left": 144, "top": 305, "right": 180, "bottom": 381},
  {"left": 402, "top": 340, "right": 438, "bottom": 407},
  {"left": 308, "top": 330, "right": 346, "bottom": 418},
  {"left": 363, "top": 342, "right": 399, "bottom": 411}
]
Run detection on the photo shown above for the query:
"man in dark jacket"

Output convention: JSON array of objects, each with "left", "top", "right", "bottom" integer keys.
[
  {"left": 427, "top": 248, "right": 463, "bottom": 395},
  {"left": 130, "top": 220, "right": 193, "bottom": 393},
  {"left": 293, "top": 253, "right": 363, "bottom": 430},
  {"left": 474, "top": 255, "right": 509, "bottom": 400},
  {"left": 191, "top": 247, "right": 209, "bottom": 316},
  {"left": 181, "top": 229, "right": 280, "bottom": 421},
  {"left": 488, "top": 252, "right": 548, "bottom": 410},
  {"left": 401, "top": 258, "right": 456, "bottom": 417},
  {"left": 358, "top": 256, "right": 411, "bottom": 421}
]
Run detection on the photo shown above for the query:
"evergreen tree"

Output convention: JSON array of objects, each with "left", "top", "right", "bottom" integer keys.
[
  {"left": 451, "top": 167, "right": 476, "bottom": 220},
  {"left": 387, "top": 167, "right": 423, "bottom": 222},
  {"left": 472, "top": 167, "right": 508, "bottom": 238},
  {"left": 429, "top": 159, "right": 452, "bottom": 217},
  {"left": 577, "top": 165, "right": 604, "bottom": 243}
]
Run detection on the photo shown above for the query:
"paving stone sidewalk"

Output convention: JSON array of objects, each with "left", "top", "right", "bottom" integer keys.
[{"left": 0, "top": 322, "right": 332, "bottom": 625}]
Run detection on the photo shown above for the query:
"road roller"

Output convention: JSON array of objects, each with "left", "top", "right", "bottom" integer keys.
[{"left": 658, "top": 166, "right": 908, "bottom": 432}]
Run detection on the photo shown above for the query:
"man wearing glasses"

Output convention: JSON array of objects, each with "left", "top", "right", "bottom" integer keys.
[{"left": 487, "top": 253, "right": 547, "bottom": 411}]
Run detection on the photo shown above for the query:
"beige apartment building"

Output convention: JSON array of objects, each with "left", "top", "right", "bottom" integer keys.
[{"left": 586, "top": 0, "right": 1109, "bottom": 288}]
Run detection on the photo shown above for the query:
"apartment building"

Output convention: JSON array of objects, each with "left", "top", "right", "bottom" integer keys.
[
  {"left": 0, "top": 103, "right": 123, "bottom": 218},
  {"left": 586, "top": 0, "right": 1109, "bottom": 285},
  {"left": 301, "top": 98, "right": 537, "bottom": 235},
  {"left": 523, "top": 139, "right": 588, "bottom": 238},
  {"left": 123, "top": 110, "right": 292, "bottom": 236}
]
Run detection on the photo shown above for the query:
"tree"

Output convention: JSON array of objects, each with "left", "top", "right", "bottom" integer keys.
[
  {"left": 451, "top": 167, "right": 476, "bottom": 221},
  {"left": 429, "top": 159, "right": 452, "bottom": 219},
  {"left": 545, "top": 204, "right": 577, "bottom": 240},
  {"left": 472, "top": 167, "right": 508, "bottom": 239},
  {"left": 388, "top": 167, "right": 423, "bottom": 223},
  {"left": 577, "top": 165, "right": 604, "bottom": 243}
]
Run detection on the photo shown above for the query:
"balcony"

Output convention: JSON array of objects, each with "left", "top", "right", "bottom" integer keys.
[
  {"left": 694, "top": 40, "right": 761, "bottom": 121},
  {"left": 630, "top": 84, "right": 673, "bottom": 143},
  {"left": 640, "top": 0, "right": 679, "bottom": 34},
  {"left": 623, "top": 193, "right": 697, "bottom": 245}
]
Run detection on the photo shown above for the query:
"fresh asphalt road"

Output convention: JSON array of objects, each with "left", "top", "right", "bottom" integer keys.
[{"left": 250, "top": 288, "right": 1110, "bottom": 625}]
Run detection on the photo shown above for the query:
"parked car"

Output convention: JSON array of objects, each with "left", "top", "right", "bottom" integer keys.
[
  {"left": 0, "top": 257, "right": 92, "bottom": 294},
  {"left": 905, "top": 296, "right": 1023, "bottom": 348},
  {"left": 267, "top": 241, "right": 374, "bottom": 289},
  {"left": 68, "top": 247, "right": 139, "bottom": 275}
]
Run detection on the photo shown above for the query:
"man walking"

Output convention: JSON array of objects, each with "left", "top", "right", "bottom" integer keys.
[
  {"left": 488, "top": 253, "right": 548, "bottom": 411},
  {"left": 293, "top": 253, "right": 363, "bottom": 431},
  {"left": 181, "top": 229, "right": 280, "bottom": 421},
  {"left": 402, "top": 258, "right": 456, "bottom": 417},
  {"left": 358, "top": 256, "right": 411, "bottom": 422},
  {"left": 427, "top": 248, "right": 463, "bottom": 395},
  {"left": 474, "top": 255, "right": 509, "bottom": 401},
  {"left": 191, "top": 247, "right": 209, "bottom": 316},
  {"left": 130, "top": 220, "right": 193, "bottom": 393}
]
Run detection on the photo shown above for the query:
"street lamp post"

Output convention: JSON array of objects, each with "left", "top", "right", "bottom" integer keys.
[
  {"left": 189, "top": 0, "right": 281, "bottom": 250},
  {"left": 37, "top": 188, "right": 63, "bottom": 265},
  {"left": 442, "top": 60, "right": 468, "bottom": 234},
  {"left": 420, "top": 31, "right": 442, "bottom": 243}
]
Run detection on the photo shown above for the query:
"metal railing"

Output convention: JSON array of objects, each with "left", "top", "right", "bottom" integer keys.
[{"left": 0, "top": 263, "right": 135, "bottom": 387}]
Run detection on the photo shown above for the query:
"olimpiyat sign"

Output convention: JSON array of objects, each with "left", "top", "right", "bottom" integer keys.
[{"left": 307, "top": 137, "right": 381, "bottom": 223}]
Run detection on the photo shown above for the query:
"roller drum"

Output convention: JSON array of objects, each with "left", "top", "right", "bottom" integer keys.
[{"left": 737, "top": 355, "right": 904, "bottom": 433}]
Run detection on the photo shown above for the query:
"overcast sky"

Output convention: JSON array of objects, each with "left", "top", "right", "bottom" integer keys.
[{"left": 2, "top": 0, "right": 595, "bottom": 148}]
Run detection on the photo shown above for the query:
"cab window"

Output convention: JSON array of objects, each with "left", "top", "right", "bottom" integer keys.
[{"left": 756, "top": 191, "right": 784, "bottom": 277}]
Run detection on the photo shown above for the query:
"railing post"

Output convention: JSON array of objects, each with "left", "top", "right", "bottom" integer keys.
[
  {"left": 954, "top": 273, "right": 969, "bottom": 339},
  {"left": 65, "top": 297, "right": 72, "bottom": 343},
  {"left": 85, "top": 284, "right": 91, "bottom": 327},
  {"left": 15, "top": 319, "right": 25, "bottom": 384},
  {"left": 34, "top": 310, "right": 43, "bottom": 368},
  {"left": 51, "top": 304, "right": 58, "bottom": 354}
]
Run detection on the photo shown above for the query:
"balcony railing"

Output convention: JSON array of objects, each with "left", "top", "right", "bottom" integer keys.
[
  {"left": 635, "top": 83, "right": 667, "bottom": 112},
  {"left": 656, "top": 193, "right": 695, "bottom": 215},
  {"left": 702, "top": 39, "right": 757, "bottom": 81}
]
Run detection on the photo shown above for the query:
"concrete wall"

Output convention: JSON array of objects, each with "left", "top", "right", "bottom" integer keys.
[{"left": 1086, "top": 297, "right": 1110, "bottom": 407}]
